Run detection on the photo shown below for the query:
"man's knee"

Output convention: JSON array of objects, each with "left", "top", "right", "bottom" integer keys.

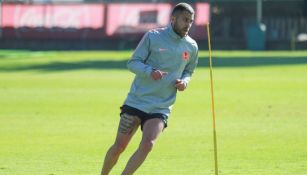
[
  {"left": 112, "top": 142, "right": 128, "bottom": 155},
  {"left": 140, "top": 140, "right": 155, "bottom": 153}
]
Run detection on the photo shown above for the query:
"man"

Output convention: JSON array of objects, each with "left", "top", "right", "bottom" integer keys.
[{"left": 100, "top": 3, "right": 198, "bottom": 175}]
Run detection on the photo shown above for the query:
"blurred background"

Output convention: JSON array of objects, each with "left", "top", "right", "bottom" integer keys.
[
  {"left": 0, "top": 0, "right": 306, "bottom": 50},
  {"left": 1, "top": 1, "right": 307, "bottom": 175}
]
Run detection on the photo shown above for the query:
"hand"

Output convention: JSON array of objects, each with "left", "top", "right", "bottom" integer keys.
[
  {"left": 175, "top": 79, "right": 186, "bottom": 91},
  {"left": 151, "top": 70, "right": 168, "bottom": 80}
]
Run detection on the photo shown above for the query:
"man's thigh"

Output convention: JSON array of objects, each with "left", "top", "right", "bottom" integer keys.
[
  {"left": 118, "top": 113, "right": 141, "bottom": 134},
  {"left": 141, "top": 118, "right": 165, "bottom": 142},
  {"left": 114, "top": 113, "right": 141, "bottom": 146}
]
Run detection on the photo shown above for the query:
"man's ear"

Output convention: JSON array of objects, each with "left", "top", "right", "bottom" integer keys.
[{"left": 171, "top": 15, "right": 176, "bottom": 23}]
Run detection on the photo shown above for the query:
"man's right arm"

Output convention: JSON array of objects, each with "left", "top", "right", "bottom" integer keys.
[{"left": 127, "top": 32, "right": 154, "bottom": 78}]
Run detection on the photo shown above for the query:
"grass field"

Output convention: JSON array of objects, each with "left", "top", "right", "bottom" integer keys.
[{"left": 0, "top": 50, "right": 307, "bottom": 175}]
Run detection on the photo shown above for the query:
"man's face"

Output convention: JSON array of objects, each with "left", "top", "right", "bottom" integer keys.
[{"left": 172, "top": 11, "right": 194, "bottom": 37}]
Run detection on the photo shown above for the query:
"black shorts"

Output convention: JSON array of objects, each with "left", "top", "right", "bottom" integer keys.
[{"left": 120, "top": 105, "right": 168, "bottom": 131}]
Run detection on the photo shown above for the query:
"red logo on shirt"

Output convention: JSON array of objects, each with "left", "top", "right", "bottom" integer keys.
[{"left": 182, "top": 51, "right": 189, "bottom": 61}]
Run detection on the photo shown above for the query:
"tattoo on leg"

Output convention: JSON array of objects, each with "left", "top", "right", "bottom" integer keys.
[{"left": 119, "top": 113, "right": 137, "bottom": 134}]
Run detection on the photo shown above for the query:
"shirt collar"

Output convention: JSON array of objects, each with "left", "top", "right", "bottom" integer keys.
[{"left": 168, "top": 24, "right": 186, "bottom": 40}]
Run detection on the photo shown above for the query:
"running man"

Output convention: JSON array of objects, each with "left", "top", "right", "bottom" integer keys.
[{"left": 100, "top": 3, "right": 198, "bottom": 175}]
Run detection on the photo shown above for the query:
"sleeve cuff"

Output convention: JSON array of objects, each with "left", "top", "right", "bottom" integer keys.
[{"left": 144, "top": 66, "right": 154, "bottom": 77}]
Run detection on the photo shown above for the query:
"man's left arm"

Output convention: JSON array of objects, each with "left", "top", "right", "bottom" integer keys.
[{"left": 176, "top": 45, "right": 199, "bottom": 91}]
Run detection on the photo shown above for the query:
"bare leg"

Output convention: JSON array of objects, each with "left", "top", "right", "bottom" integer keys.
[
  {"left": 121, "top": 118, "right": 165, "bottom": 175},
  {"left": 100, "top": 114, "right": 140, "bottom": 175}
]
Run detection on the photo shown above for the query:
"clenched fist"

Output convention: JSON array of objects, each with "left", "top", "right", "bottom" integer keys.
[
  {"left": 175, "top": 79, "right": 186, "bottom": 91},
  {"left": 151, "top": 70, "right": 168, "bottom": 80}
]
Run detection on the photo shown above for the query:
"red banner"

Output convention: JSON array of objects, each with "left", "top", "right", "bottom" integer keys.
[
  {"left": 195, "top": 3, "right": 210, "bottom": 25},
  {"left": 106, "top": 3, "right": 172, "bottom": 36},
  {"left": 1, "top": 3, "right": 210, "bottom": 39},
  {"left": 190, "top": 3, "right": 210, "bottom": 39},
  {"left": 2, "top": 4, "right": 105, "bottom": 39}
]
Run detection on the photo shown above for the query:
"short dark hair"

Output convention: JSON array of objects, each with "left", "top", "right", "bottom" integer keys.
[{"left": 171, "top": 3, "right": 195, "bottom": 17}]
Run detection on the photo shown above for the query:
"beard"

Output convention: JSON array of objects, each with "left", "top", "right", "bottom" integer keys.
[{"left": 172, "top": 21, "right": 188, "bottom": 38}]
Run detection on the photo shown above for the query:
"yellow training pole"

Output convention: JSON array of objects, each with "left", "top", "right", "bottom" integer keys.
[{"left": 206, "top": 23, "right": 219, "bottom": 175}]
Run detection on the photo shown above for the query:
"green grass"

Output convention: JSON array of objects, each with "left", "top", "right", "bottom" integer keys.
[{"left": 0, "top": 50, "right": 307, "bottom": 175}]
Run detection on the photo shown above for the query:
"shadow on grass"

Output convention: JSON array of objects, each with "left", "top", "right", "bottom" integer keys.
[
  {"left": 0, "top": 55, "right": 9, "bottom": 59},
  {"left": 198, "top": 56, "right": 307, "bottom": 67},
  {"left": 0, "top": 60, "right": 127, "bottom": 72},
  {"left": 1, "top": 56, "right": 307, "bottom": 72}
]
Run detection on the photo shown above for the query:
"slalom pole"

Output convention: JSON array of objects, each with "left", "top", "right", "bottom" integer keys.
[{"left": 206, "top": 23, "right": 219, "bottom": 175}]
